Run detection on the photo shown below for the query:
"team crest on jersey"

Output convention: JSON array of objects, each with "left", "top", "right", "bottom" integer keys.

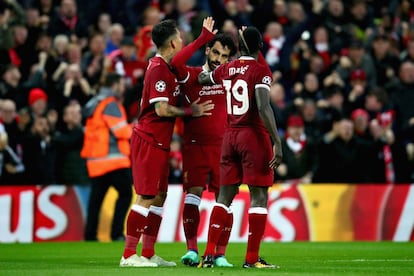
[
  {"left": 155, "top": 80, "right": 166, "bottom": 92},
  {"left": 262, "top": 76, "right": 272, "bottom": 85}
]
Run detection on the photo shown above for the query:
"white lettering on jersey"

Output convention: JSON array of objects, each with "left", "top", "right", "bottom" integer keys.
[{"left": 229, "top": 65, "right": 249, "bottom": 76}]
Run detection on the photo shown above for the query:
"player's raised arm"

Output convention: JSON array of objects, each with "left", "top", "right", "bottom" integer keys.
[
  {"left": 255, "top": 87, "right": 282, "bottom": 169},
  {"left": 170, "top": 17, "right": 217, "bottom": 80}
]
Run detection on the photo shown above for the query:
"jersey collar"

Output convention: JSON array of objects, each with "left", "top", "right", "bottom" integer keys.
[{"left": 239, "top": 56, "right": 255, "bottom": 60}]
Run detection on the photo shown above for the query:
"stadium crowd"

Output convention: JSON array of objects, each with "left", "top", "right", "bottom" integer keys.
[{"left": 0, "top": 0, "right": 414, "bottom": 185}]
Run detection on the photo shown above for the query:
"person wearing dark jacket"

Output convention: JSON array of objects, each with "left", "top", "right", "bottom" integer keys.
[
  {"left": 21, "top": 115, "right": 56, "bottom": 184},
  {"left": 54, "top": 101, "right": 89, "bottom": 185}
]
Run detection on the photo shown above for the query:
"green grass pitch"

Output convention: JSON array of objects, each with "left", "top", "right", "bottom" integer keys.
[{"left": 0, "top": 242, "right": 413, "bottom": 275}]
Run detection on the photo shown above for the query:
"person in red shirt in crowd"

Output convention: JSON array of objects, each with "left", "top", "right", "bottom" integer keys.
[
  {"left": 172, "top": 32, "right": 236, "bottom": 267},
  {"left": 108, "top": 36, "right": 148, "bottom": 89},
  {"left": 198, "top": 26, "right": 282, "bottom": 269},
  {"left": 107, "top": 36, "right": 149, "bottom": 121},
  {"left": 119, "top": 17, "right": 215, "bottom": 268}
]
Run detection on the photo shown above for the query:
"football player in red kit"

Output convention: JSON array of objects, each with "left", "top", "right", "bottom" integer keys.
[
  {"left": 172, "top": 33, "right": 236, "bottom": 267},
  {"left": 198, "top": 26, "right": 283, "bottom": 269},
  {"left": 119, "top": 18, "right": 215, "bottom": 267}
]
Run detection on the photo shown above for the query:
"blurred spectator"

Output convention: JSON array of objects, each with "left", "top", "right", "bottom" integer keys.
[
  {"left": 367, "top": 112, "right": 400, "bottom": 183},
  {"left": 124, "top": 0, "right": 159, "bottom": 33},
  {"left": 346, "top": 68, "right": 369, "bottom": 112},
  {"left": 370, "top": 34, "right": 400, "bottom": 88},
  {"left": 349, "top": 0, "right": 375, "bottom": 42},
  {"left": 221, "top": 18, "right": 238, "bottom": 38},
  {"left": 269, "top": 82, "right": 287, "bottom": 129},
  {"left": 335, "top": 39, "right": 377, "bottom": 89},
  {"left": 300, "top": 98, "right": 324, "bottom": 142},
  {"left": 50, "top": 34, "right": 69, "bottom": 63},
  {"left": 109, "top": 36, "right": 146, "bottom": 87},
  {"left": 275, "top": 114, "right": 317, "bottom": 183},
  {"left": 108, "top": 36, "right": 147, "bottom": 121},
  {"left": 364, "top": 86, "right": 390, "bottom": 119},
  {"left": 0, "top": 99, "right": 22, "bottom": 152},
  {"left": 66, "top": 42, "right": 82, "bottom": 65},
  {"left": 400, "top": 38, "right": 414, "bottom": 63},
  {"left": 11, "top": 23, "right": 35, "bottom": 80},
  {"left": 0, "top": 51, "right": 47, "bottom": 109},
  {"left": 263, "top": 21, "right": 285, "bottom": 70},
  {"left": 33, "top": 0, "right": 56, "bottom": 24},
  {"left": 59, "top": 63, "right": 92, "bottom": 107},
  {"left": 48, "top": 0, "right": 88, "bottom": 49},
  {"left": 224, "top": 0, "right": 253, "bottom": 27},
  {"left": 390, "top": 61, "right": 414, "bottom": 132},
  {"left": 318, "top": 85, "right": 345, "bottom": 133},
  {"left": 0, "top": 65, "right": 23, "bottom": 107},
  {"left": 104, "top": 23, "right": 124, "bottom": 55},
  {"left": 91, "top": 12, "right": 112, "bottom": 37},
  {"left": 0, "top": 0, "right": 25, "bottom": 52},
  {"left": 54, "top": 101, "right": 88, "bottom": 185},
  {"left": 310, "top": 26, "right": 332, "bottom": 70},
  {"left": 321, "top": 0, "right": 352, "bottom": 51},
  {"left": 81, "top": 33, "right": 105, "bottom": 87},
  {"left": 314, "top": 118, "right": 372, "bottom": 183},
  {"left": 292, "top": 72, "right": 324, "bottom": 103},
  {"left": 141, "top": 5, "right": 162, "bottom": 26},
  {"left": 21, "top": 115, "right": 57, "bottom": 184},
  {"left": 351, "top": 108, "right": 371, "bottom": 141},
  {"left": 253, "top": 0, "right": 289, "bottom": 33},
  {"left": 0, "top": 125, "right": 25, "bottom": 184},
  {"left": 134, "top": 25, "right": 155, "bottom": 62},
  {"left": 27, "top": 87, "right": 48, "bottom": 119}
]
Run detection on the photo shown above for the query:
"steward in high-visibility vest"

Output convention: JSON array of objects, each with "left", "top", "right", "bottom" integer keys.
[{"left": 81, "top": 74, "right": 132, "bottom": 178}]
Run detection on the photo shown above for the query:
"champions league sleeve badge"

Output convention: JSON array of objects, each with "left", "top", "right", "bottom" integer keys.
[{"left": 155, "top": 80, "right": 166, "bottom": 92}]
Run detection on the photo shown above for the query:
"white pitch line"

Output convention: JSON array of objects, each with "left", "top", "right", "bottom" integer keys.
[{"left": 326, "top": 259, "right": 414, "bottom": 262}]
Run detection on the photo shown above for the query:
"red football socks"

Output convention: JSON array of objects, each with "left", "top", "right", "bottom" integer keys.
[
  {"left": 123, "top": 206, "right": 148, "bottom": 259},
  {"left": 204, "top": 204, "right": 229, "bottom": 256},
  {"left": 141, "top": 209, "right": 162, "bottom": 258},
  {"left": 245, "top": 207, "right": 268, "bottom": 264},
  {"left": 183, "top": 203, "right": 200, "bottom": 252},
  {"left": 216, "top": 211, "right": 233, "bottom": 256}
]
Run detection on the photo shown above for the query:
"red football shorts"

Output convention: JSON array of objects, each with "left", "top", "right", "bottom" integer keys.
[
  {"left": 182, "top": 144, "right": 221, "bottom": 194},
  {"left": 220, "top": 128, "right": 274, "bottom": 186},
  {"left": 131, "top": 133, "right": 169, "bottom": 196}
]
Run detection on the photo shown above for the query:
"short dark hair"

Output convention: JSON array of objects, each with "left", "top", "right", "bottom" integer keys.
[
  {"left": 104, "top": 73, "right": 122, "bottom": 87},
  {"left": 151, "top": 19, "right": 177, "bottom": 49},
  {"left": 368, "top": 87, "right": 388, "bottom": 105},
  {"left": 207, "top": 33, "right": 237, "bottom": 57},
  {"left": 239, "top": 26, "right": 263, "bottom": 55}
]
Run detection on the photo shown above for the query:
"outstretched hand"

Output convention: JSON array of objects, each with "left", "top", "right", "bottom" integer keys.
[
  {"left": 203, "top": 17, "right": 218, "bottom": 35},
  {"left": 190, "top": 98, "right": 215, "bottom": 117}
]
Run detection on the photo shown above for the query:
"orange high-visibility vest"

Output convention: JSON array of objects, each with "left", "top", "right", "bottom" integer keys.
[{"left": 81, "top": 96, "right": 132, "bottom": 178}]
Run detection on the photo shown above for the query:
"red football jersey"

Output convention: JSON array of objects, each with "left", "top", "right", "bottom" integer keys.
[
  {"left": 211, "top": 56, "right": 273, "bottom": 132},
  {"left": 135, "top": 55, "right": 181, "bottom": 150},
  {"left": 180, "top": 66, "right": 226, "bottom": 146}
]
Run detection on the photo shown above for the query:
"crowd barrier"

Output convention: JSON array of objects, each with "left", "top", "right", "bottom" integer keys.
[{"left": 1, "top": 183, "right": 413, "bottom": 243}]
